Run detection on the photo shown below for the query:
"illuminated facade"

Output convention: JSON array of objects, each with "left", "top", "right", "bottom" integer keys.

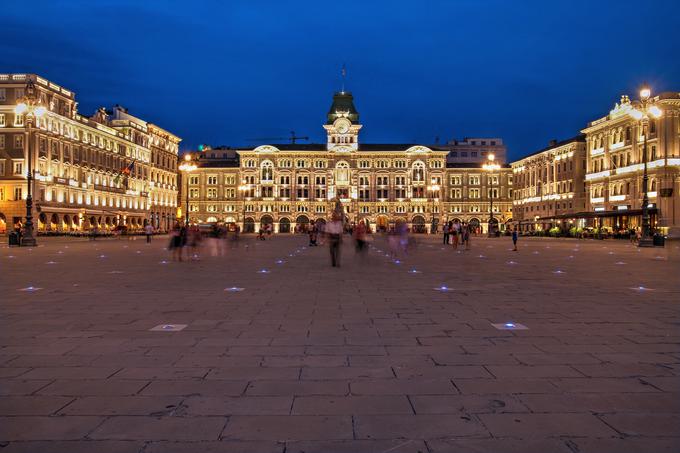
[
  {"left": 511, "top": 137, "right": 587, "bottom": 231},
  {"left": 0, "top": 74, "right": 180, "bottom": 234},
  {"left": 581, "top": 93, "right": 680, "bottom": 234},
  {"left": 184, "top": 91, "right": 513, "bottom": 233}
]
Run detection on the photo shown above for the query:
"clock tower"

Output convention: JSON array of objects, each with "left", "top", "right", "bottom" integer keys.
[{"left": 324, "top": 91, "right": 362, "bottom": 152}]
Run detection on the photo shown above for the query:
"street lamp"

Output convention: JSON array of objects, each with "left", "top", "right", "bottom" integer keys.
[
  {"left": 427, "top": 180, "right": 440, "bottom": 234},
  {"left": 14, "top": 78, "right": 47, "bottom": 247},
  {"left": 178, "top": 154, "right": 197, "bottom": 227},
  {"left": 483, "top": 153, "right": 501, "bottom": 237},
  {"left": 628, "top": 83, "right": 663, "bottom": 247}
]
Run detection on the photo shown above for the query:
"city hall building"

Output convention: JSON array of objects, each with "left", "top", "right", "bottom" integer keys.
[
  {"left": 0, "top": 74, "right": 181, "bottom": 234},
  {"left": 183, "top": 91, "right": 513, "bottom": 233}
]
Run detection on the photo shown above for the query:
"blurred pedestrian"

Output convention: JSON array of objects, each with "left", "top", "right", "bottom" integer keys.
[
  {"left": 144, "top": 221, "right": 154, "bottom": 243},
  {"left": 512, "top": 227, "right": 518, "bottom": 251},
  {"left": 327, "top": 213, "right": 343, "bottom": 267}
]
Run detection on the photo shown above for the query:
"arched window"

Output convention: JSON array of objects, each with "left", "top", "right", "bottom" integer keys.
[
  {"left": 260, "top": 160, "right": 273, "bottom": 182},
  {"left": 412, "top": 161, "right": 425, "bottom": 182},
  {"left": 651, "top": 179, "right": 657, "bottom": 191}
]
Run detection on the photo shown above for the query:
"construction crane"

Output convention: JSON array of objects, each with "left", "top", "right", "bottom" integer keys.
[{"left": 246, "top": 131, "right": 309, "bottom": 144}]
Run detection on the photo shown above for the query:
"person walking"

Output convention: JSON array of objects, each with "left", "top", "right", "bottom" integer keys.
[
  {"left": 464, "top": 222, "right": 471, "bottom": 250},
  {"left": 354, "top": 220, "right": 367, "bottom": 255},
  {"left": 512, "top": 227, "right": 518, "bottom": 251},
  {"left": 327, "top": 213, "right": 343, "bottom": 267},
  {"left": 442, "top": 222, "right": 450, "bottom": 245},
  {"left": 451, "top": 220, "right": 460, "bottom": 249},
  {"left": 144, "top": 222, "right": 154, "bottom": 243}
]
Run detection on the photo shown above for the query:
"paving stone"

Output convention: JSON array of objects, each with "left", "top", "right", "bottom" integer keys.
[
  {"left": 90, "top": 416, "right": 227, "bottom": 440},
  {"left": 57, "top": 396, "right": 183, "bottom": 415},
  {"left": 0, "top": 416, "right": 105, "bottom": 441},
  {"left": 144, "top": 441, "right": 285, "bottom": 453},
  {"left": 350, "top": 379, "right": 457, "bottom": 395},
  {"left": 221, "top": 415, "right": 353, "bottom": 440},
  {"left": 427, "top": 438, "right": 572, "bottom": 453},
  {"left": 519, "top": 392, "right": 680, "bottom": 413},
  {"left": 0, "top": 440, "right": 144, "bottom": 453},
  {"left": 354, "top": 414, "right": 487, "bottom": 439},
  {"left": 0, "top": 396, "right": 73, "bottom": 415},
  {"left": 598, "top": 413, "right": 680, "bottom": 436},
  {"left": 479, "top": 413, "right": 618, "bottom": 437},
  {"left": 140, "top": 380, "right": 248, "bottom": 396},
  {"left": 286, "top": 439, "right": 429, "bottom": 453},
  {"left": 36, "top": 379, "right": 150, "bottom": 396},
  {"left": 409, "top": 394, "right": 528, "bottom": 414},
  {"left": 245, "top": 380, "right": 349, "bottom": 396},
  {"left": 292, "top": 396, "right": 413, "bottom": 415},
  {"left": 564, "top": 438, "right": 680, "bottom": 453},
  {"left": 183, "top": 396, "right": 293, "bottom": 415}
]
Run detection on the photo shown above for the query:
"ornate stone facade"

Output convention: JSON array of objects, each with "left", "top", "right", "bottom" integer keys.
[
  {"left": 184, "top": 91, "right": 513, "bottom": 233},
  {"left": 0, "top": 74, "right": 180, "bottom": 234}
]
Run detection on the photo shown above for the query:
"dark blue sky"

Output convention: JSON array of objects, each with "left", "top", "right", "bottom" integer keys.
[{"left": 3, "top": 0, "right": 679, "bottom": 160}]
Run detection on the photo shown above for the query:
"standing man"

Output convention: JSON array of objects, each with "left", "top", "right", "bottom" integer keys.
[
  {"left": 512, "top": 227, "right": 518, "bottom": 251},
  {"left": 442, "top": 221, "right": 450, "bottom": 245},
  {"left": 145, "top": 221, "right": 154, "bottom": 244}
]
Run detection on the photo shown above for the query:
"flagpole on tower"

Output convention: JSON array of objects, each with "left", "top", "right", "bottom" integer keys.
[{"left": 341, "top": 64, "right": 346, "bottom": 93}]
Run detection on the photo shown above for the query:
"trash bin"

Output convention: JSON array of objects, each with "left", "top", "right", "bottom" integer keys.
[
  {"left": 653, "top": 233, "right": 665, "bottom": 247},
  {"left": 8, "top": 231, "right": 20, "bottom": 246}
]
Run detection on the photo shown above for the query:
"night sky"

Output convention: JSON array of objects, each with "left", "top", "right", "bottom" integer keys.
[{"left": 3, "top": 0, "right": 680, "bottom": 160}]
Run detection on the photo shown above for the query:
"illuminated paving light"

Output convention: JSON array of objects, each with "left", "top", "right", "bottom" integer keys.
[
  {"left": 478, "top": 255, "right": 486, "bottom": 258},
  {"left": 553, "top": 270, "right": 565, "bottom": 274},
  {"left": 276, "top": 260, "right": 285, "bottom": 264},
  {"left": 224, "top": 287, "right": 245, "bottom": 292},
  {"left": 506, "top": 261, "right": 518, "bottom": 265},
  {"left": 7, "top": 256, "right": 15, "bottom": 259},
  {"left": 532, "top": 251, "right": 540, "bottom": 255},
  {"left": 159, "top": 260, "right": 169, "bottom": 264},
  {"left": 615, "top": 262, "right": 626, "bottom": 265},
  {"left": 18, "top": 286, "right": 42, "bottom": 292},
  {"left": 57, "top": 251, "right": 63, "bottom": 254},
  {"left": 654, "top": 256, "right": 666, "bottom": 261},
  {"left": 434, "top": 285, "right": 451, "bottom": 292},
  {"left": 608, "top": 252, "right": 615, "bottom": 255},
  {"left": 394, "top": 260, "right": 401, "bottom": 264},
  {"left": 136, "top": 251, "right": 142, "bottom": 254},
  {"left": 631, "top": 286, "right": 654, "bottom": 292},
  {"left": 409, "top": 269, "right": 421, "bottom": 274},
  {"left": 567, "top": 255, "right": 574, "bottom": 259},
  {"left": 107, "top": 270, "right": 124, "bottom": 274},
  {"left": 99, "top": 255, "right": 107, "bottom": 258},
  {"left": 45, "top": 261, "right": 58, "bottom": 265},
  {"left": 492, "top": 322, "right": 528, "bottom": 330},
  {"left": 258, "top": 269, "right": 270, "bottom": 274},
  {"left": 150, "top": 324, "right": 187, "bottom": 332}
]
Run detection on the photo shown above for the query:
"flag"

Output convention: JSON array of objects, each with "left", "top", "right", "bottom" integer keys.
[{"left": 113, "top": 160, "right": 135, "bottom": 185}]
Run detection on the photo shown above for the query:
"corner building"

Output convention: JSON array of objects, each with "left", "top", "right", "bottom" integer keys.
[
  {"left": 186, "top": 91, "right": 513, "bottom": 233},
  {"left": 0, "top": 74, "right": 180, "bottom": 234}
]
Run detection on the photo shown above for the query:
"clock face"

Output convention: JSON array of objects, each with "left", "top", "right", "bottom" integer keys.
[{"left": 335, "top": 118, "right": 350, "bottom": 134}]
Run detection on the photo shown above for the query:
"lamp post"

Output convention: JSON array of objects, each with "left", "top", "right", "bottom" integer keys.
[
  {"left": 426, "top": 181, "right": 440, "bottom": 234},
  {"left": 14, "top": 78, "right": 47, "bottom": 247},
  {"left": 483, "top": 153, "right": 501, "bottom": 237},
  {"left": 628, "top": 84, "right": 663, "bottom": 247},
  {"left": 178, "top": 154, "right": 197, "bottom": 227}
]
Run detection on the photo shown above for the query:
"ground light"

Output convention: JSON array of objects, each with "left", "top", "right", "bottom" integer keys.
[
  {"left": 18, "top": 286, "right": 42, "bottom": 292},
  {"left": 225, "top": 287, "right": 245, "bottom": 292}
]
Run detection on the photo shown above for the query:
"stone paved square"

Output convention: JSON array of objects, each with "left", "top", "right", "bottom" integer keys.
[{"left": 1, "top": 235, "right": 679, "bottom": 452}]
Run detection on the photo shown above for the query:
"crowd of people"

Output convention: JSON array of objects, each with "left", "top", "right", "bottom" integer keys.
[{"left": 167, "top": 222, "right": 241, "bottom": 261}]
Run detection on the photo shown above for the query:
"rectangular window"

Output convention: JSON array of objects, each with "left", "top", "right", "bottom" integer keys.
[
  {"left": 189, "top": 188, "right": 200, "bottom": 198},
  {"left": 13, "top": 161, "right": 23, "bottom": 175},
  {"left": 207, "top": 176, "right": 218, "bottom": 185},
  {"left": 14, "top": 187, "right": 22, "bottom": 200},
  {"left": 0, "top": 88, "right": 5, "bottom": 101},
  {"left": 189, "top": 176, "right": 199, "bottom": 185},
  {"left": 225, "top": 188, "right": 235, "bottom": 198},
  {"left": 0, "top": 135, "right": 4, "bottom": 149},
  {"left": 0, "top": 113, "right": 5, "bottom": 126},
  {"left": 14, "top": 135, "right": 24, "bottom": 149},
  {"left": 224, "top": 175, "right": 236, "bottom": 185},
  {"left": 207, "top": 188, "right": 218, "bottom": 198},
  {"left": 469, "top": 188, "right": 480, "bottom": 198}
]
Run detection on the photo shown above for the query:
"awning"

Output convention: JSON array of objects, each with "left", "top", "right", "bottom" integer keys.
[{"left": 537, "top": 208, "right": 658, "bottom": 221}]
